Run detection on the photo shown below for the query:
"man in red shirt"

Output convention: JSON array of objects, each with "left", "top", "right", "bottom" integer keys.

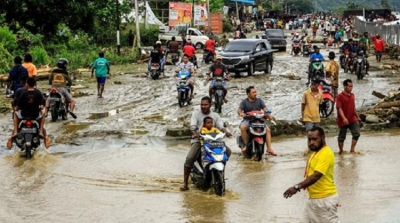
[
  {"left": 204, "top": 36, "right": 216, "bottom": 58},
  {"left": 336, "top": 79, "right": 361, "bottom": 154},
  {"left": 183, "top": 39, "right": 196, "bottom": 58},
  {"left": 371, "top": 33, "right": 385, "bottom": 62}
]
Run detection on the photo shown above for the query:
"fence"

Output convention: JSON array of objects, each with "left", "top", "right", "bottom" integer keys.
[{"left": 353, "top": 18, "right": 400, "bottom": 45}]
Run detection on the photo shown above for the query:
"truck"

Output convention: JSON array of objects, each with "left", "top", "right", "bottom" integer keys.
[{"left": 158, "top": 27, "right": 209, "bottom": 49}]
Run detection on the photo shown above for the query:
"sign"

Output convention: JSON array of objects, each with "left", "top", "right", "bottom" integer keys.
[
  {"left": 194, "top": 3, "right": 208, "bottom": 26},
  {"left": 169, "top": 2, "right": 192, "bottom": 27}
]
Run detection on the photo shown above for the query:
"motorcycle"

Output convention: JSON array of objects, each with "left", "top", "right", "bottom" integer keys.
[
  {"left": 149, "top": 62, "right": 162, "bottom": 80},
  {"left": 345, "top": 52, "right": 355, "bottom": 73},
  {"left": 45, "top": 87, "right": 69, "bottom": 122},
  {"left": 176, "top": 71, "right": 192, "bottom": 107},
  {"left": 203, "top": 49, "right": 214, "bottom": 64},
  {"left": 13, "top": 118, "right": 41, "bottom": 159},
  {"left": 339, "top": 49, "right": 347, "bottom": 69},
  {"left": 189, "top": 56, "right": 198, "bottom": 68},
  {"left": 190, "top": 132, "right": 228, "bottom": 196},
  {"left": 237, "top": 110, "right": 270, "bottom": 161},
  {"left": 292, "top": 42, "right": 301, "bottom": 55},
  {"left": 318, "top": 78, "right": 335, "bottom": 118},
  {"left": 310, "top": 58, "right": 324, "bottom": 79},
  {"left": 355, "top": 54, "right": 367, "bottom": 80},
  {"left": 170, "top": 52, "right": 179, "bottom": 65},
  {"left": 302, "top": 42, "right": 312, "bottom": 57},
  {"left": 210, "top": 77, "right": 227, "bottom": 113}
]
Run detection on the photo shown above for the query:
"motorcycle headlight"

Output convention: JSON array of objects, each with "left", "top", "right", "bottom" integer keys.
[
  {"left": 180, "top": 81, "right": 185, "bottom": 86},
  {"left": 357, "top": 59, "right": 362, "bottom": 63}
]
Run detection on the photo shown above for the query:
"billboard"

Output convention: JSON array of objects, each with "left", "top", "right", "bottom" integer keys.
[
  {"left": 169, "top": 2, "right": 192, "bottom": 27},
  {"left": 194, "top": 3, "right": 208, "bottom": 26}
]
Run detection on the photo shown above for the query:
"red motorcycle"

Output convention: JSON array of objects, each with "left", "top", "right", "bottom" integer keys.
[
  {"left": 237, "top": 110, "right": 270, "bottom": 161},
  {"left": 292, "top": 42, "right": 301, "bottom": 55},
  {"left": 318, "top": 78, "right": 334, "bottom": 118}
]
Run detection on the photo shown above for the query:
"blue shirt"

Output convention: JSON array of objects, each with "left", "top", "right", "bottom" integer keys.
[
  {"left": 92, "top": 57, "right": 110, "bottom": 78},
  {"left": 8, "top": 65, "right": 28, "bottom": 92},
  {"left": 310, "top": 53, "right": 324, "bottom": 60}
]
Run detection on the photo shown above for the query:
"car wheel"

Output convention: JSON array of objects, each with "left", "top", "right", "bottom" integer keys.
[
  {"left": 195, "top": 43, "right": 203, "bottom": 50},
  {"left": 265, "top": 61, "right": 272, "bottom": 74},
  {"left": 247, "top": 62, "right": 254, "bottom": 76},
  {"left": 281, "top": 47, "right": 287, "bottom": 52}
]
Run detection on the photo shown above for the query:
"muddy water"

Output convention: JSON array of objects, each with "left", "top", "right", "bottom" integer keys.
[
  {"left": 1, "top": 132, "right": 400, "bottom": 222},
  {"left": 1, "top": 32, "right": 400, "bottom": 222}
]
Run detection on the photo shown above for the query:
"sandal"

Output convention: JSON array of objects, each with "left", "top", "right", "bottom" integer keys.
[{"left": 266, "top": 151, "right": 277, "bottom": 156}]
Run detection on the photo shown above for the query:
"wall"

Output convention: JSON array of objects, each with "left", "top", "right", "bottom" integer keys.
[{"left": 353, "top": 18, "right": 400, "bottom": 45}]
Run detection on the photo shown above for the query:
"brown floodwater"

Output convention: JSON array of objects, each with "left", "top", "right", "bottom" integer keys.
[{"left": 1, "top": 131, "right": 400, "bottom": 222}]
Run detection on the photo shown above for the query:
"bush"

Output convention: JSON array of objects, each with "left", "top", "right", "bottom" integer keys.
[
  {"left": 30, "top": 46, "right": 50, "bottom": 66},
  {"left": 0, "top": 26, "right": 17, "bottom": 53},
  {"left": 223, "top": 18, "right": 234, "bottom": 33},
  {"left": 0, "top": 43, "right": 13, "bottom": 74},
  {"left": 137, "top": 24, "right": 159, "bottom": 46}
]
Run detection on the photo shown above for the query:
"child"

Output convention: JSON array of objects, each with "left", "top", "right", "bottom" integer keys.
[{"left": 200, "top": 116, "right": 221, "bottom": 135}]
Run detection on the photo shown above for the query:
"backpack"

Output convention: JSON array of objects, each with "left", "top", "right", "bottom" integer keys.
[{"left": 52, "top": 72, "right": 66, "bottom": 86}]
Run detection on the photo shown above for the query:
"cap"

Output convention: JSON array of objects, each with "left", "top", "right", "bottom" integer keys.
[
  {"left": 216, "top": 55, "right": 222, "bottom": 60},
  {"left": 156, "top": 40, "right": 161, "bottom": 44}
]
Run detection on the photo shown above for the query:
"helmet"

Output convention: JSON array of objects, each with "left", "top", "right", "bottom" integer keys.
[
  {"left": 156, "top": 40, "right": 162, "bottom": 45},
  {"left": 216, "top": 55, "right": 222, "bottom": 60},
  {"left": 358, "top": 50, "right": 364, "bottom": 56},
  {"left": 57, "top": 58, "right": 69, "bottom": 69}
]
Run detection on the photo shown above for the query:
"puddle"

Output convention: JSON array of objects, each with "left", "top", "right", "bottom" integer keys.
[
  {"left": 63, "top": 122, "right": 92, "bottom": 134},
  {"left": 88, "top": 109, "right": 121, "bottom": 120}
]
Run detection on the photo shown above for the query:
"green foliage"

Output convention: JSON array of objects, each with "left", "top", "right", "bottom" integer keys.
[
  {"left": 136, "top": 24, "right": 159, "bottom": 46},
  {"left": 0, "top": 43, "right": 13, "bottom": 74},
  {"left": 0, "top": 26, "right": 16, "bottom": 52},
  {"left": 288, "top": 0, "right": 314, "bottom": 14},
  {"left": 223, "top": 18, "right": 234, "bottom": 33},
  {"left": 313, "top": 0, "right": 398, "bottom": 11},
  {"left": 29, "top": 46, "right": 50, "bottom": 65},
  {"left": 210, "top": 0, "right": 224, "bottom": 13}
]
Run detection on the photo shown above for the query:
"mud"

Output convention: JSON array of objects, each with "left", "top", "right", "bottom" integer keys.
[{"left": 1, "top": 29, "right": 400, "bottom": 222}]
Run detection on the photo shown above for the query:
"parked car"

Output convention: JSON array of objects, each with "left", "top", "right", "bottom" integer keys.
[
  {"left": 158, "top": 27, "right": 208, "bottom": 49},
  {"left": 219, "top": 39, "right": 276, "bottom": 77},
  {"left": 262, "top": 29, "right": 287, "bottom": 51}
]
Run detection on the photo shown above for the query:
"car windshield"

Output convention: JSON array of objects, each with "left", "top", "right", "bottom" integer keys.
[
  {"left": 224, "top": 42, "right": 253, "bottom": 52},
  {"left": 266, "top": 30, "right": 283, "bottom": 37}
]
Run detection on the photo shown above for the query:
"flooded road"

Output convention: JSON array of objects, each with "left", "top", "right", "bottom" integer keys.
[
  {"left": 1, "top": 31, "right": 400, "bottom": 222},
  {"left": 1, "top": 132, "right": 400, "bottom": 222}
]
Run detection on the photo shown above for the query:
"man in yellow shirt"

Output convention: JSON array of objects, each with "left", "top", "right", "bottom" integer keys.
[
  {"left": 301, "top": 78, "right": 322, "bottom": 132},
  {"left": 283, "top": 126, "right": 340, "bottom": 223},
  {"left": 325, "top": 52, "right": 340, "bottom": 101}
]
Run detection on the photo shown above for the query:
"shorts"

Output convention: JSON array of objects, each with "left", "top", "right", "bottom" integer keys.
[
  {"left": 186, "top": 77, "right": 194, "bottom": 85},
  {"left": 338, "top": 121, "right": 360, "bottom": 142},
  {"left": 209, "top": 80, "right": 227, "bottom": 89},
  {"left": 47, "top": 87, "right": 72, "bottom": 102},
  {"left": 302, "top": 194, "right": 340, "bottom": 223},
  {"left": 239, "top": 119, "right": 269, "bottom": 130},
  {"left": 96, "top": 77, "right": 107, "bottom": 84}
]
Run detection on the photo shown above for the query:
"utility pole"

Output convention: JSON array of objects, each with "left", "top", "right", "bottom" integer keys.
[
  {"left": 207, "top": 0, "right": 211, "bottom": 33},
  {"left": 235, "top": 0, "right": 239, "bottom": 21},
  {"left": 135, "top": 0, "right": 141, "bottom": 47},
  {"left": 116, "top": 0, "right": 121, "bottom": 55}
]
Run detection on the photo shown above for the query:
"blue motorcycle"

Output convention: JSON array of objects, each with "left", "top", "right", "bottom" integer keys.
[
  {"left": 190, "top": 132, "right": 228, "bottom": 196},
  {"left": 176, "top": 71, "right": 191, "bottom": 107}
]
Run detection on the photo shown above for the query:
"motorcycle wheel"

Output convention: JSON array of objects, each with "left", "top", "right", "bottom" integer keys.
[
  {"left": 178, "top": 92, "right": 184, "bottom": 107},
  {"left": 50, "top": 106, "right": 58, "bottom": 122},
  {"left": 151, "top": 71, "right": 159, "bottom": 80},
  {"left": 212, "top": 169, "right": 225, "bottom": 196},
  {"left": 320, "top": 98, "right": 334, "bottom": 118},
  {"left": 205, "top": 56, "right": 210, "bottom": 64},
  {"left": 357, "top": 67, "right": 362, "bottom": 80},
  {"left": 254, "top": 142, "right": 264, "bottom": 161},
  {"left": 25, "top": 146, "right": 32, "bottom": 159}
]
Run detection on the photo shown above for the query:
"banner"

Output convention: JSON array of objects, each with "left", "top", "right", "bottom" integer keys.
[
  {"left": 169, "top": 2, "right": 192, "bottom": 27},
  {"left": 194, "top": 3, "right": 208, "bottom": 26}
]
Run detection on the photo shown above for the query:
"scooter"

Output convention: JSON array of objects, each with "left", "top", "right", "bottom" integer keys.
[
  {"left": 237, "top": 110, "right": 270, "bottom": 161},
  {"left": 203, "top": 49, "right": 214, "bottom": 64},
  {"left": 44, "top": 87, "right": 69, "bottom": 122},
  {"left": 210, "top": 77, "right": 227, "bottom": 113},
  {"left": 190, "top": 132, "right": 228, "bottom": 196},
  {"left": 170, "top": 52, "right": 179, "bottom": 65},
  {"left": 317, "top": 78, "right": 335, "bottom": 118},
  {"left": 302, "top": 42, "right": 312, "bottom": 57},
  {"left": 310, "top": 58, "right": 324, "bottom": 79},
  {"left": 13, "top": 118, "right": 41, "bottom": 159},
  {"left": 149, "top": 62, "right": 162, "bottom": 80},
  {"left": 356, "top": 53, "right": 367, "bottom": 80},
  {"left": 176, "top": 71, "right": 192, "bottom": 107},
  {"left": 292, "top": 42, "right": 301, "bottom": 55}
]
